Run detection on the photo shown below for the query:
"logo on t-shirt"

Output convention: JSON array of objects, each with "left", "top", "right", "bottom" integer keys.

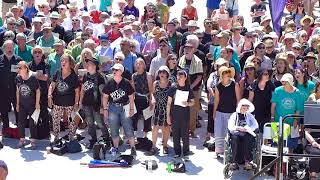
[
  {"left": 281, "top": 98, "right": 295, "bottom": 110},
  {"left": 83, "top": 80, "right": 95, "bottom": 91},
  {"left": 19, "top": 84, "right": 31, "bottom": 97},
  {"left": 110, "top": 88, "right": 126, "bottom": 101},
  {"left": 56, "top": 81, "right": 69, "bottom": 93}
]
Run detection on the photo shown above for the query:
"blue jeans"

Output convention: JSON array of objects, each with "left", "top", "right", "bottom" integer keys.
[
  {"left": 82, "top": 106, "right": 109, "bottom": 141},
  {"left": 108, "top": 104, "right": 134, "bottom": 139}
]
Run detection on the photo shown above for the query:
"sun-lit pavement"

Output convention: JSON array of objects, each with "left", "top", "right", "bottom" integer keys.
[{"left": 0, "top": 0, "right": 275, "bottom": 179}]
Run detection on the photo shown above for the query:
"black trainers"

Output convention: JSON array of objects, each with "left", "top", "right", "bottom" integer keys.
[
  {"left": 147, "top": 147, "right": 157, "bottom": 156},
  {"left": 0, "top": 141, "right": 3, "bottom": 149},
  {"left": 86, "top": 139, "right": 97, "bottom": 149},
  {"left": 131, "top": 147, "right": 137, "bottom": 156},
  {"left": 163, "top": 147, "right": 169, "bottom": 155},
  {"left": 174, "top": 154, "right": 180, "bottom": 159}
]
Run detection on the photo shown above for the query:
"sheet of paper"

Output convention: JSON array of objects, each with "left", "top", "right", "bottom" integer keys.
[
  {"left": 78, "top": 69, "right": 87, "bottom": 76},
  {"left": 71, "top": 110, "right": 83, "bottom": 122},
  {"left": 291, "top": 126, "right": 300, "bottom": 138},
  {"left": 174, "top": 90, "right": 189, "bottom": 107},
  {"left": 143, "top": 107, "right": 154, "bottom": 120},
  {"left": 11, "top": 65, "right": 18, "bottom": 73},
  {"left": 42, "top": 47, "right": 52, "bottom": 54},
  {"left": 244, "top": 125, "right": 256, "bottom": 137},
  {"left": 31, "top": 109, "right": 40, "bottom": 124},
  {"left": 123, "top": 104, "right": 137, "bottom": 118}
]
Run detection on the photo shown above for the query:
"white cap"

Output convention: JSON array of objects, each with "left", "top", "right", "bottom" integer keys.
[
  {"left": 112, "top": 63, "right": 124, "bottom": 72},
  {"left": 280, "top": 73, "right": 295, "bottom": 87},
  {"left": 236, "top": 98, "right": 255, "bottom": 113}
]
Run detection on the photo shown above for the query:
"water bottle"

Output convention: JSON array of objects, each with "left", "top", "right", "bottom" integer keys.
[{"left": 167, "top": 162, "right": 172, "bottom": 173}]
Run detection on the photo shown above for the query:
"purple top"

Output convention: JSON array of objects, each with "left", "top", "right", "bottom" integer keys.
[{"left": 124, "top": 5, "right": 140, "bottom": 18}]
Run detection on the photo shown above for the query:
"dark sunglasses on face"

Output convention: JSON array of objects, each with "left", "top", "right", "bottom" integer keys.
[
  {"left": 38, "top": 6, "right": 44, "bottom": 8},
  {"left": 72, "top": 19, "right": 80, "bottom": 22},
  {"left": 257, "top": 46, "right": 265, "bottom": 49},
  {"left": 112, "top": 69, "right": 120, "bottom": 72},
  {"left": 159, "top": 70, "right": 167, "bottom": 74},
  {"left": 246, "top": 67, "right": 255, "bottom": 71},
  {"left": 34, "top": 51, "right": 42, "bottom": 54},
  {"left": 4, "top": 35, "right": 14, "bottom": 38},
  {"left": 115, "top": 58, "right": 123, "bottom": 61}
]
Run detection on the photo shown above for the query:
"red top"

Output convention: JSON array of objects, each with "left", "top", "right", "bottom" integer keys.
[
  {"left": 90, "top": 10, "right": 102, "bottom": 24},
  {"left": 182, "top": 6, "right": 197, "bottom": 20},
  {"left": 107, "top": 30, "right": 122, "bottom": 43}
]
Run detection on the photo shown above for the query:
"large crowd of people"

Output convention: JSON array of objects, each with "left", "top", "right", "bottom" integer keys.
[{"left": 1, "top": 0, "right": 320, "bottom": 178}]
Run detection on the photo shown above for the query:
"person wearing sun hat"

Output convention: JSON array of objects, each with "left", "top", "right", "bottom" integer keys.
[
  {"left": 50, "top": 11, "right": 65, "bottom": 40},
  {"left": 300, "top": 15, "right": 314, "bottom": 37},
  {"left": 36, "top": 22, "right": 59, "bottom": 48},
  {"left": 240, "top": 62, "right": 256, "bottom": 99},
  {"left": 260, "top": 15, "right": 273, "bottom": 34},
  {"left": 14, "top": 33, "right": 33, "bottom": 63},
  {"left": 227, "top": 98, "right": 258, "bottom": 170},
  {"left": 213, "top": 65, "right": 240, "bottom": 158},
  {"left": 271, "top": 73, "right": 304, "bottom": 152}
]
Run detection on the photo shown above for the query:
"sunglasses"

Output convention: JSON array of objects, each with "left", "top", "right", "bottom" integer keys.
[
  {"left": 112, "top": 69, "right": 120, "bottom": 72},
  {"left": 115, "top": 58, "right": 123, "bottom": 61},
  {"left": 130, "top": 45, "right": 135, "bottom": 48},
  {"left": 257, "top": 46, "right": 265, "bottom": 49},
  {"left": 246, "top": 35, "right": 253, "bottom": 38},
  {"left": 34, "top": 51, "right": 42, "bottom": 54},
  {"left": 158, "top": 70, "right": 167, "bottom": 74},
  {"left": 8, "top": 23, "right": 15, "bottom": 25},
  {"left": 38, "top": 6, "right": 45, "bottom": 8},
  {"left": 4, "top": 35, "right": 14, "bottom": 38},
  {"left": 246, "top": 67, "right": 255, "bottom": 71},
  {"left": 72, "top": 19, "right": 80, "bottom": 22}
]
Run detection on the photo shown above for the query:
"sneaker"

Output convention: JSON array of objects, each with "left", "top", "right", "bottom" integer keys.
[
  {"left": 110, "top": 147, "right": 119, "bottom": 155},
  {"left": 174, "top": 154, "right": 180, "bottom": 159},
  {"left": 0, "top": 141, "right": 3, "bottom": 149},
  {"left": 86, "top": 139, "right": 97, "bottom": 150},
  {"left": 229, "top": 163, "right": 239, "bottom": 171},
  {"left": 163, "top": 147, "right": 169, "bottom": 155},
  {"left": 131, "top": 147, "right": 137, "bottom": 156},
  {"left": 183, "top": 156, "right": 190, "bottom": 161}
]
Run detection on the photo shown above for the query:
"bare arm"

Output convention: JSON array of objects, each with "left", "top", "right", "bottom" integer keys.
[
  {"left": 191, "top": 74, "right": 203, "bottom": 89},
  {"left": 248, "top": 91, "right": 254, "bottom": 102},
  {"left": 213, "top": 87, "right": 220, "bottom": 117},
  {"left": 35, "top": 88, "right": 40, "bottom": 108},
  {"left": 239, "top": 79, "right": 245, "bottom": 99},
  {"left": 235, "top": 82, "right": 241, "bottom": 104},
  {"left": 79, "top": 84, "right": 84, "bottom": 106},
  {"left": 74, "top": 87, "right": 80, "bottom": 106},
  {"left": 271, "top": 103, "right": 276, "bottom": 121}
]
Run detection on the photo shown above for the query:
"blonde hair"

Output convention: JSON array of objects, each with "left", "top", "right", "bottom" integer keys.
[
  {"left": 61, "top": 53, "right": 75, "bottom": 69},
  {"left": 17, "top": 61, "right": 30, "bottom": 73}
]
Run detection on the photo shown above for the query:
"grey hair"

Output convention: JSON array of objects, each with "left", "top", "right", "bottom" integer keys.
[
  {"left": 2, "top": 39, "right": 14, "bottom": 49},
  {"left": 121, "top": 37, "right": 131, "bottom": 44},
  {"left": 186, "top": 34, "right": 200, "bottom": 48},
  {"left": 80, "top": 48, "right": 94, "bottom": 62}
]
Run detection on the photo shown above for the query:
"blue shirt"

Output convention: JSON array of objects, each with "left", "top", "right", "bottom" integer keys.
[
  {"left": 271, "top": 86, "right": 304, "bottom": 126},
  {"left": 123, "top": 52, "right": 137, "bottom": 74},
  {"left": 296, "top": 81, "right": 315, "bottom": 112},
  {"left": 24, "top": 6, "right": 38, "bottom": 22},
  {"left": 207, "top": 0, "right": 221, "bottom": 9},
  {"left": 124, "top": 5, "right": 140, "bottom": 18},
  {"left": 133, "top": 33, "right": 147, "bottom": 52},
  {"left": 99, "top": 0, "right": 112, "bottom": 12}
]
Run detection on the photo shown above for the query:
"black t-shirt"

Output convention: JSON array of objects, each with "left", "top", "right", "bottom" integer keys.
[
  {"left": 194, "top": 49, "right": 206, "bottom": 68},
  {"left": 53, "top": 70, "right": 80, "bottom": 106},
  {"left": 217, "top": 81, "right": 237, "bottom": 113},
  {"left": 64, "top": 29, "right": 82, "bottom": 45},
  {"left": 176, "top": 27, "right": 188, "bottom": 36},
  {"left": 102, "top": 78, "right": 135, "bottom": 104},
  {"left": 28, "top": 60, "right": 50, "bottom": 95},
  {"left": 52, "top": 25, "right": 65, "bottom": 40},
  {"left": 0, "top": 55, "right": 22, "bottom": 95},
  {"left": 82, "top": 73, "right": 105, "bottom": 108},
  {"left": 237, "top": 113, "right": 247, "bottom": 127},
  {"left": 168, "top": 84, "right": 195, "bottom": 106},
  {"left": 16, "top": 75, "right": 39, "bottom": 108},
  {"left": 202, "top": 32, "right": 212, "bottom": 45},
  {"left": 250, "top": 3, "right": 266, "bottom": 23},
  {"left": 249, "top": 80, "right": 275, "bottom": 117}
]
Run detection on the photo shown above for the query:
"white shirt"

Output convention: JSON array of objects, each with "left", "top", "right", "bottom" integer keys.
[{"left": 149, "top": 55, "right": 167, "bottom": 78}]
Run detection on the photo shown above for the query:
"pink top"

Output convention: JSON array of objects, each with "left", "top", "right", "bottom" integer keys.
[{"left": 142, "top": 39, "right": 159, "bottom": 54}]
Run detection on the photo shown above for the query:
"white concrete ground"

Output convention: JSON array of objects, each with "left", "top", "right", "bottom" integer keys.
[{"left": 0, "top": 0, "right": 275, "bottom": 179}]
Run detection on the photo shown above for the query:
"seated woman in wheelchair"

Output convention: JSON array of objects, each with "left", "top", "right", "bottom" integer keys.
[
  {"left": 228, "top": 98, "right": 259, "bottom": 170},
  {"left": 305, "top": 125, "right": 320, "bottom": 180}
]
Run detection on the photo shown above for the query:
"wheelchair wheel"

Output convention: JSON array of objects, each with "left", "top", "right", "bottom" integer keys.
[{"left": 223, "top": 163, "right": 233, "bottom": 179}]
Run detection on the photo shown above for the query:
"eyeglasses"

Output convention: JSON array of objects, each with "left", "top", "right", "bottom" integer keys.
[
  {"left": 159, "top": 70, "right": 167, "bottom": 74},
  {"left": 112, "top": 69, "right": 120, "bottom": 72},
  {"left": 8, "top": 23, "right": 15, "bottom": 26},
  {"left": 38, "top": 6, "right": 45, "bottom": 8},
  {"left": 72, "top": 19, "right": 80, "bottom": 22},
  {"left": 257, "top": 46, "right": 265, "bottom": 49},
  {"left": 204, "top": 22, "right": 212, "bottom": 25},
  {"left": 293, "top": 47, "right": 300, "bottom": 50},
  {"left": 33, "top": 51, "right": 42, "bottom": 54},
  {"left": 252, "top": 60, "right": 261, "bottom": 64},
  {"left": 115, "top": 58, "right": 123, "bottom": 61},
  {"left": 246, "top": 67, "right": 255, "bottom": 71},
  {"left": 4, "top": 35, "right": 14, "bottom": 38}
]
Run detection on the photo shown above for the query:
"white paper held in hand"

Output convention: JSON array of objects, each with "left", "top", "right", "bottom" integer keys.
[
  {"left": 11, "top": 65, "right": 18, "bottom": 73},
  {"left": 31, "top": 109, "right": 41, "bottom": 124},
  {"left": 244, "top": 125, "right": 256, "bottom": 137},
  {"left": 123, "top": 104, "right": 137, "bottom": 118},
  {"left": 143, "top": 107, "right": 154, "bottom": 120},
  {"left": 174, "top": 90, "right": 189, "bottom": 107}
]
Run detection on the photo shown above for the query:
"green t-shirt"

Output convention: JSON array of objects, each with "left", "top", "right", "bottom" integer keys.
[
  {"left": 271, "top": 86, "right": 304, "bottom": 126},
  {"left": 296, "top": 80, "right": 315, "bottom": 102},
  {"left": 36, "top": 36, "right": 59, "bottom": 48},
  {"left": 0, "top": 18, "right": 3, "bottom": 27},
  {"left": 48, "top": 52, "right": 62, "bottom": 78},
  {"left": 71, "top": 45, "right": 83, "bottom": 64},
  {"left": 14, "top": 45, "right": 33, "bottom": 63},
  {"left": 156, "top": 3, "right": 169, "bottom": 24}
]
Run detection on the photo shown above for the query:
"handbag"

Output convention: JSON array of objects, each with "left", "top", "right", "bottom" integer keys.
[{"left": 227, "top": 0, "right": 235, "bottom": 18}]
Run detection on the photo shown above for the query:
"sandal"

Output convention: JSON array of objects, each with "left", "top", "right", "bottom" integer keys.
[
  {"left": 244, "top": 162, "right": 255, "bottom": 171},
  {"left": 229, "top": 163, "right": 239, "bottom": 171},
  {"left": 30, "top": 141, "right": 37, "bottom": 150}
]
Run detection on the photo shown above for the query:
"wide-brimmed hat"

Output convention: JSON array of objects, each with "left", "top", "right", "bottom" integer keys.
[
  {"left": 232, "top": 22, "right": 242, "bottom": 30},
  {"left": 32, "top": 45, "right": 44, "bottom": 54},
  {"left": 304, "top": 52, "right": 317, "bottom": 60},
  {"left": 42, "top": 22, "right": 53, "bottom": 30},
  {"left": 300, "top": 15, "right": 314, "bottom": 26},
  {"left": 236, "top": 98, "right": 255, "bottom": 113},
  {"left": 260, "top": 15, "right": 271, "bottom": 25},
  {"left": 276, "top": 53, "right": 288, "bottom": 61},
  {"left": 157, "top": 65, "right": 170, "bottom": 76},
  {"left": 244, "top": 62, "right": 256, "bottom": 70},
  {"left": 216, "top": 30, "right": 230, "bottom": 39},
  {"left": 187, "top": 20, "right": 198, "bottom": 27},
  {"left": 150, "top": 27, "right": 161, "bottom": 37},
  {"left": 218, "top": 66, "right": 235, "bottom": 78},
  {"left": 280, "top": 73, "right": 295, "bottom": 87},
  {"left": 50, "top": 11, "right": 60, "bottom": 19},
  {"left": 215, "top": 58, "right": 228, "bottom": 66},
  {"left": 283, "top": 33, "right": 295, "bottom": 41}
]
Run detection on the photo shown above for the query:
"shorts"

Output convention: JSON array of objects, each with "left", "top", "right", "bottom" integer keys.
[
  {"left": 287, "top": 136, "right": 299, "bottom": 149},
  {"left": 108, "top": 103, "right": 134, "bottom": 139}
]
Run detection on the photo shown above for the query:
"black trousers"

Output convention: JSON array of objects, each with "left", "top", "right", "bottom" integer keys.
[
  {"left": 207, "top": 104, "right": 214, "bottom": 134},
  {"left": 0, "top": 94, "right": 18, "bottom": 129},
  {"left": 18, "top": 107, "right": 37, "bottom": 139},
  {"left": 231, "top": 133, "right": 255, "bottom": 163},
  {"left": 131, "top": 95, "right": 152, "bottom": 132},
  {"left": 305, "top": 142, "right": 320, "bottom": 173},
  {"left": 36, "top": 94, "right": 50, "bottom": 139},
  {"left": 172, "top": 106, "right": 190, "bottom": 156}
]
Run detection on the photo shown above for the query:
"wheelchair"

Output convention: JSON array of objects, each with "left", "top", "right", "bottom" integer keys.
[{"left": 223, "top": 130, "right": 261, "bottom": 179}]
